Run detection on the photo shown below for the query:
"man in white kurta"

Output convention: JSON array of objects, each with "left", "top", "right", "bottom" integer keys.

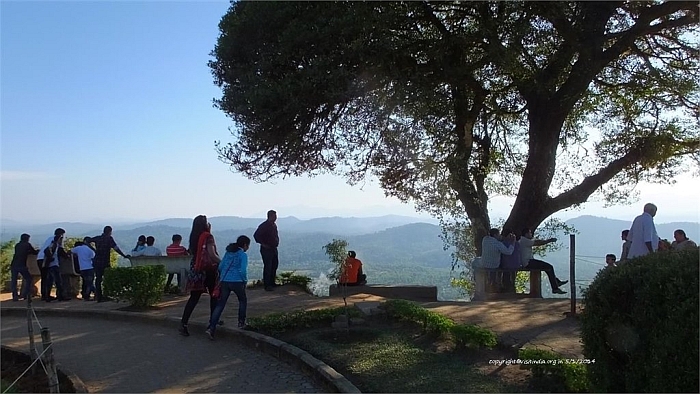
[{"left": 627, "top": 203, "right": 659, "bottom": 259}]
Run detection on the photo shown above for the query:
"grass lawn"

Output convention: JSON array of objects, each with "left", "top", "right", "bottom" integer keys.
[{"left": 273, "top": 318, "right": 533, "bottom": 393}]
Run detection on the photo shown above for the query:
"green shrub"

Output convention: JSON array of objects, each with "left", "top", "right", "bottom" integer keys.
[
  {"left": 248, "top": 306, "right": 363, "bottom": 333},
  {"left": 518, "top": 348, "right": 589, "bottom": 393},
  {"left": 580, "top": 248, "right": 699, "bottom": 393},
  {"left": 450, "top": 324, "right": 497, "bottom": 349},
  {"left": 103, "top": 265, "right": 166, "bottom": 307},
  {"left": 1, "top": 240, "right": 16, "bottom": 289},
  {"left": 277, "top": 271, "right": 312, "bottom": 292},
  {"left": 383, "top": 299, "right": 497, "bottom": 348}
]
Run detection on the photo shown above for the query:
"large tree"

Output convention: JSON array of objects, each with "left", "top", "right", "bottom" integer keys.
[{"left": 209, "top": 1, "right": 699, "bottom": 255}]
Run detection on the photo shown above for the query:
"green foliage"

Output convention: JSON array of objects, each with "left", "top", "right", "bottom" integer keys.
[
  {"left": 277, "top": 271, "right": 312, "bottom": 293},
  {"left": 518, "top": 348, "right": 590, "bottom": 393},
  {"left": 580, "top": 249, "right": 699, "bottom": 393},
  {"left": 103, "top": 265, "right": 166, "bottom": 307},
  {"left": 248, "top": 307, "right": 363, "bottom": 334},
  {"left": 383, "top": 299, "right": 496, "bottom": 349},
  {"left": 1, "top": 240, "right": 16, "bottom": 289},
  {"left": 323, "top": 239, "right": 348, "bottom": 281}
]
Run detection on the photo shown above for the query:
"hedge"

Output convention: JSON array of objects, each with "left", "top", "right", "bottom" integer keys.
[
  {"left": 580, "top": 248, "right": 699, "bottom": 392},
  {"left": 103, "top": 265, "right": 166, "bottom": 307}
]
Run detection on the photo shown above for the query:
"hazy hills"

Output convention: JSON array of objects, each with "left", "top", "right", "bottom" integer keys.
[{"left": 1, "top": 214, "right": 696, "bottom": 300}]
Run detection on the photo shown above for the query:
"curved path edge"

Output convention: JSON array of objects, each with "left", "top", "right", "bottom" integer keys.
[
  {"left": 1, "top": 307, "right": 361, "bottom": 393},
  {"left": 1, "top": 345, "right": 90, "bottom": 393}
]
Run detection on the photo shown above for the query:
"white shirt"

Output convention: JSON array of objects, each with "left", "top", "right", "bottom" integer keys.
[
  {"left": 132, "top": 245, "right": 162, "bottom": 257},
  {"left": 72, "top": 245, "right": 96, "bottom": 271},
  {"left": 519, "top": 237, "right": 536, "bottom": 266},
  {"left": 627, "top": 212, "right": 659, "bottom": 259},
  {"left": 37, "top": 235, "right": 62, "bottom": 267},
  {"left": 480, "top": 236, "right": 514, "bottom": 269}
]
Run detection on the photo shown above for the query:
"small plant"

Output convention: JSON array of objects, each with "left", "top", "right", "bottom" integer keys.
[
  {"left": 518, "top": 348, "right": 590, "bottom": 393},
  {"left": 248, "top": 306, "right": 363, "bottom": 333},
  {"left": 277, "top": 271, "right": 313, "bottom": 293},
  {"left": 103, "top": 265, "right": 166, "bottom": 307},
  {"left": 383, "top": 299, "right": 497, "bottom": 349}
]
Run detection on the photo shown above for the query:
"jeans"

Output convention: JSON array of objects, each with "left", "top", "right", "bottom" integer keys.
[
  {"left": 39, "top": 261, "right": 49, "bottom": 299},
  {"left": 208, "top": 281, "right": 247, "bottom": 333},
  {"left": 11, "top": 267, "right": 32, "bottom": 300},
  {"left": 46, "top": 266, "right": 65, "bottom": 299},
  {"left": 165, "top": 273, "right": 181, "bottom": 291},
  {"left": 525, "top": 259, "right": 560, "bottom": 289},
  {"left": 80, "top": 269, "right": 96, "bottom": 299},
  {"left": 95, "top": 266, "right": 109, "bottom": 301},
  {"left": 261, "top": 247, "right": 279, "bottom": 288}
]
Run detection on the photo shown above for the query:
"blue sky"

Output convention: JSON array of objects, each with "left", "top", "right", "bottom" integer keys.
[{"left": 1, "top": 1, "right": 698, "bottom": 225}]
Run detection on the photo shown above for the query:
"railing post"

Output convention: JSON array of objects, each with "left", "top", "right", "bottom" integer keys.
[
  {"left": 41, "top": 327, "right": 60, "bottom": 393},
  {"left": 27, "top": 296, "right": 39, "bottom": 374},
  {"left": 569, "top": 234, "right": 576, "bottom": 316}
]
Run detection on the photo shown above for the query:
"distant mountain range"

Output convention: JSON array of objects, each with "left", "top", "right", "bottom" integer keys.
[{"left": 2, "top": 214, "right": 697, "bottom": 300}]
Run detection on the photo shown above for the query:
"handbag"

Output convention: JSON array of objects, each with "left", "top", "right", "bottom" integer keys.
[{"left": 211, "top": 255, "right": 236, "bottom": 299}]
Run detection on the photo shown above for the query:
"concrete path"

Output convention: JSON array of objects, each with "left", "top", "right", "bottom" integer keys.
[{"left": 1, "top": 314, "right": 322, "bottom": 393}]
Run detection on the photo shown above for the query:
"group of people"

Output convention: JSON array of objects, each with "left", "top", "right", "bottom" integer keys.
[
  {"left": 9, "top": 226, "right": 129, "bottom": 302},
  {"left": 178, "top": 210, "right": 280, "bottom": 340},
  {"left": 605, "top": 203, "right": 697, "bottom": 268},
  {"left": 479, "top": 227, "right": 569, "bottom": 294}
]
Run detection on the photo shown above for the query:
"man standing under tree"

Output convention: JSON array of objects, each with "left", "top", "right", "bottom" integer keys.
[
  {"left": 85, "top": 226, "right": 130, "bottom": 302},
  {"left": 627, "top": 203, "right": 659, "bottom": 259},
  {"left": 254, "top": 210, "right": 279, "bottom": 291}
]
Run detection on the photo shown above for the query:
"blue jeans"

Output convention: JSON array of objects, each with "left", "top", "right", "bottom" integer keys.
[
  {"left": 81, "top": 269, "right": 96, "bottom": 299},
  {"left": 47, "top": 266, "right": 65, "bottom": 299},
  {"left": 208, "top": 281, "right": 247, "bottom": 333},
  {"left": 11, "top": 267, "right": 32, "bottom": 300}
]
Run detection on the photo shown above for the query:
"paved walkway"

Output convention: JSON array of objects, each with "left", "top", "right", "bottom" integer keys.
[
  {"left": 1, "top": 314, "right": 322, "bottom": 393},
  {"left": 0, "top": 285, "right": 584, "bottom": 391}
]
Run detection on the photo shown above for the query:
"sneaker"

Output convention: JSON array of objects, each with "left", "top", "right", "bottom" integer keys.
[
  {"left": 178, "top": 324, "right": 190, "bottom": 337},
  {"left": 552, "top": 288, "right": 567, "bottom": 294},
  {"left": 237, "top": 321, "right": 247, "bottom": 329},
  {"left": 205, "top": 328, "right": 214, "bottom": 341},
  {"left": 218, "top": 320, "right": 224, "bottom": 326}
]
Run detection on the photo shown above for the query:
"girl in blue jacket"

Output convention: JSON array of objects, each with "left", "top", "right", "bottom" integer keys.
[{"left": 206, "top": 235, "right": 250, "bottom": 339}]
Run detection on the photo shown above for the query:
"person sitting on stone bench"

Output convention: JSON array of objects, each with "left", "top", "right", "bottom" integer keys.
[
  {"left": 131, "top": 236, "right": 162, "bottom": 257},
  {"left": 499, "top": 228, "right": 521, "bottom": 293},
  {"left": 339, "top": 251, "right": 367, "bottom": 286},
  {"left": 481, "top": 228, "right": 516, "bottom": 292},
  {"left": 518, "top": 228, "right": 567, "bottom": 294}
]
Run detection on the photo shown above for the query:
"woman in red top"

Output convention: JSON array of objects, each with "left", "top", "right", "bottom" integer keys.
[
  {"left": 178, "top": 215, "right": 221, "bottom": 336},
  {"left": 339, "top": 251, "right": 367, "bottom": 286}
]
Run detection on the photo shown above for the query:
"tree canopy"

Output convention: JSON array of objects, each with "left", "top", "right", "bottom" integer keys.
[{"left": 209, "top": 1, "right": 699, "bottom": 253}]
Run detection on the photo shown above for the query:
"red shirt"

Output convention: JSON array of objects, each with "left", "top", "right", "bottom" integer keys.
[
  {"left": 166, "top": 244, "right": 188, "bottom": 256},
  {"left": 339, "top": 257, "right": 362, "bottom": 284}
]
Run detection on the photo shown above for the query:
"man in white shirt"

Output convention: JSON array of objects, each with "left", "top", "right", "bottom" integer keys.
[
  {"left": 519, "top": 228, "right": 568, "bottom": 294},
  {"left": 72, "top": 238, "right": 97, "bottom": 301},
  {"left": 480, "top": 228, "right": 516, "bottom": 268},
  {"left": 480, "top": 228, "right": 516, "bottom": 292},
  {"left": 37, "top": 228, "right": 70, "bottom": 301},
  {"left": 132, "top": 236, "right": 163, "bottom": 257},
  {"left": 627, "top": 203, "right": 659, "bottom": 259}
]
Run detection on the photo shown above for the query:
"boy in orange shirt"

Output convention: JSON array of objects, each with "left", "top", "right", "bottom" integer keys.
[{"left": 339, "top": 251, "right": 367, "bottom": 286}]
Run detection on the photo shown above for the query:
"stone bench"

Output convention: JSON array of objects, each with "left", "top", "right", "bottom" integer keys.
[
  {"left": 328, "top": 284, "right": 438, "bottom": 302},
  {"left": 129, "top": 256, "right": 191, "bottom": 293},
  {"left": 473, "top": 267, "right": 543, "bottom": 301},
  {"left": 24, "top": 255, "right": 80, "bottom": 298}
]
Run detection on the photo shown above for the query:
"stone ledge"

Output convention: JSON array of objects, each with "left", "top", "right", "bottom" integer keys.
[
  {"left": 329, "top": 284, "right": 438, "bottom": 302},
  {"left": 1, "top": 307, "right": 361, "bottom": 393}
]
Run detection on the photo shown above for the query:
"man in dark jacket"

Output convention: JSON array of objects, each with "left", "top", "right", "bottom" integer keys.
[
  {"left": 85, "top": 226, "right": 129, "bottom": 302},
  {"left": 253, "top": 210, "right": 279, "bottom": 291},
  {"left": 10, "top": 233, "right": 38, "bottom": 301}
]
